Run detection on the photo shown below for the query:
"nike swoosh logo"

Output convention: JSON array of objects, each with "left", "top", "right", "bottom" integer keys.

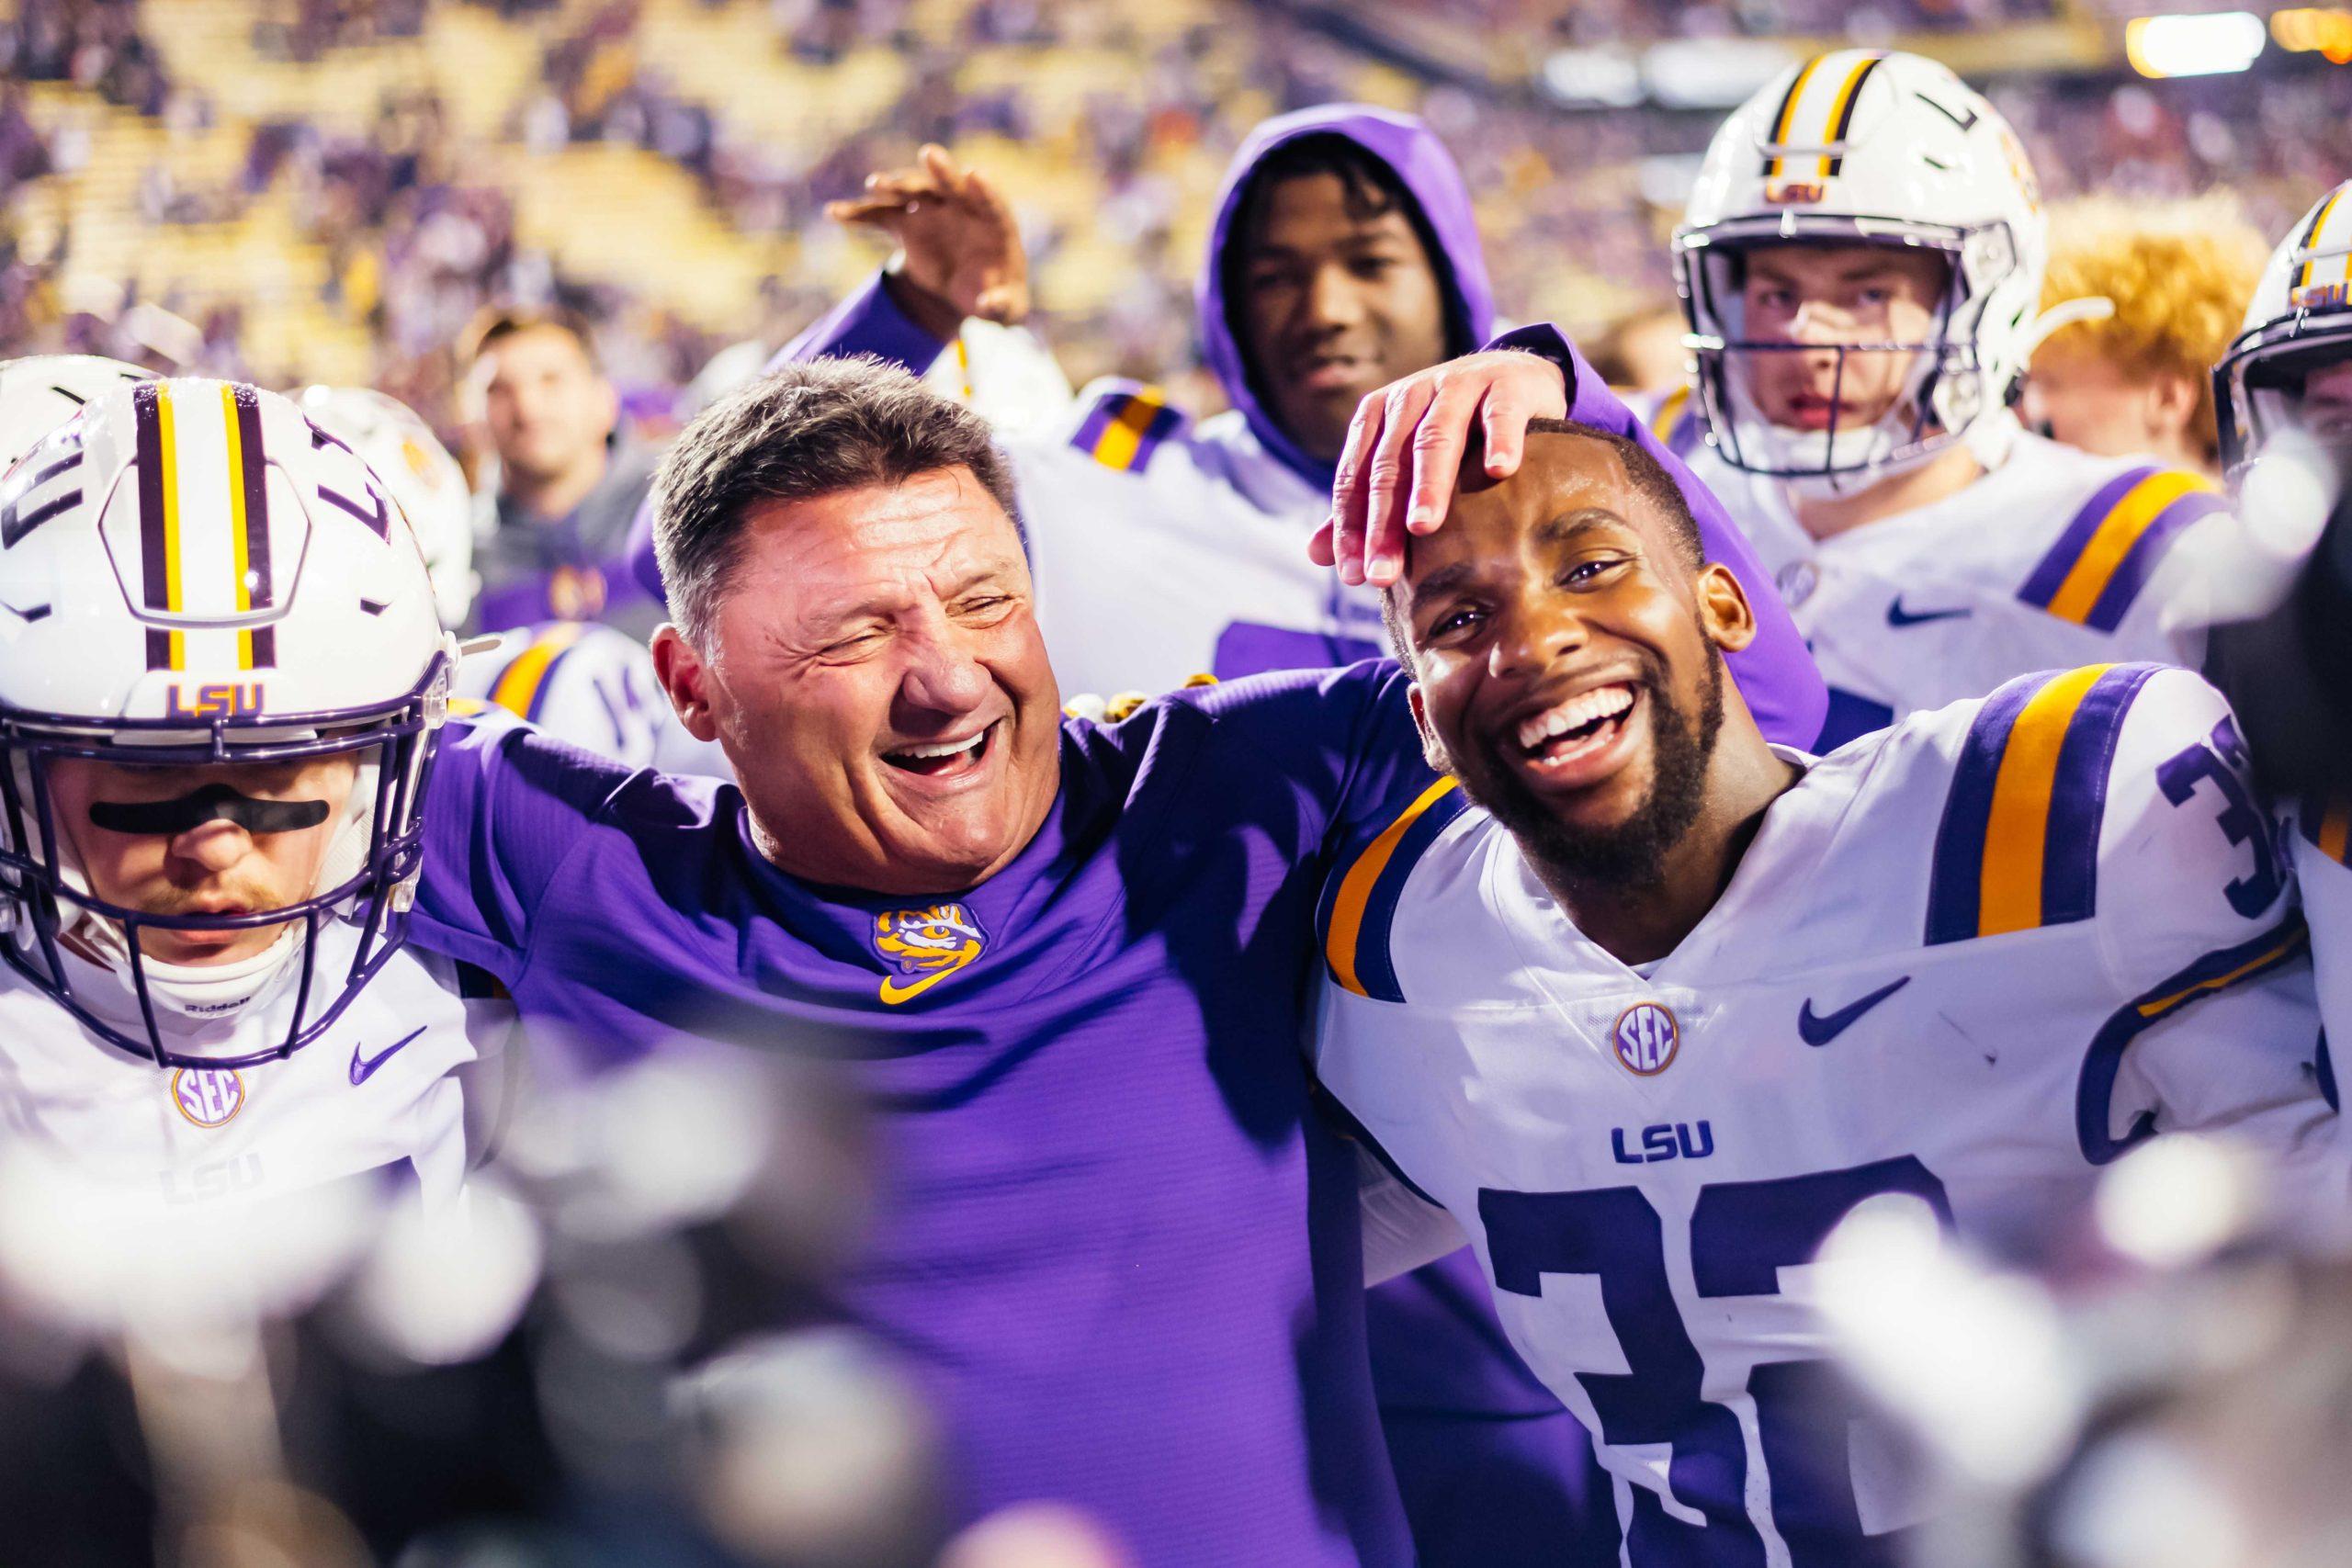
[
  {"left": 1797, "top": 976, "right": 1911, "bottom": 1047},
  {"left": 1885, "top": 599, "right": 1972, "bottom": 627},
  {"left": 877, "top": 968, "right": 964, "bottom": 1005},
  {"left": 350, "top": 1026, "right": 428, "bottom": 1086}
]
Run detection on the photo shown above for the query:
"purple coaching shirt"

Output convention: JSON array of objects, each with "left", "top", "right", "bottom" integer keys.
[{"left": 411, "top": 662, "right": 1438, "bottom": 1566}]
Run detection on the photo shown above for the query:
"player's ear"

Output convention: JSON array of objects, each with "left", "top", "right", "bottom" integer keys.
[
  {"left": 1404, "top": 681, "right": 1451, "bottom": 777},
  {"left": 651, "top": 625, "right": 721, "bottom": 743},
  {"left": 2148, "top": 371, "right": 2199, "bottom": 440},
  {"left": 1693, "top": 562, "right": 1757, "bottom": 656}
]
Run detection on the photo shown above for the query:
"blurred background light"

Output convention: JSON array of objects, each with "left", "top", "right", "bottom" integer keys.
[
  {"left": 1642, "top": 39, "right": 1802, "bottom": 110},
  {"left": 2126, "top": 12, "right": 2267, "bottom": 79},
  {"left": 2272, "top": 6, "right": 2352, "bottom": 62},
  {"left": 1540, "top": 49, "right": 1645, "bottom": 109}
]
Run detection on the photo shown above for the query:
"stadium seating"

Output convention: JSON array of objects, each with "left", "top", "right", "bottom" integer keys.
[{"left": 6, "top": 0, "right": 2350, "bottom": 439}]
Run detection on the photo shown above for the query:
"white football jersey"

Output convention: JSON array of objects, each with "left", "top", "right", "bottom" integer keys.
[
  {"left": 0, "top": 929, "right": 495, "bottom": 1210},
  {"left": 1688, "top": 425, "right": 2228, "bottom": 749},
  {"left": 1009, "top": 381, "right": 1389, "bottom": 697},
  {"left": 1311, "top": 664, "right": 2335, "bottom": 1560},
  {"left": 457, "top": 621, "right": 729, "bottom": 777}
]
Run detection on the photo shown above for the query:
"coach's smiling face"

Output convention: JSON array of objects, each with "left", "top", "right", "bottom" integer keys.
[{"left": 661, "top": 466, "right": 1062, "bottom": 897}]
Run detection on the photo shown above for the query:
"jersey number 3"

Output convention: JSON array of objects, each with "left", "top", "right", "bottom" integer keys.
[{"left": 1480, "top": 1156, "right": 1952, "bottom": 1566}]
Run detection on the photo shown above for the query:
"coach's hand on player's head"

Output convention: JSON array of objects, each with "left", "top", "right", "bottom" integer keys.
[
  {"left": 1314, "top": 350, "right": 1569, "bottom": 589},
  {"left": 826, "top": 144, "right": 1030, "bottom": 338}
]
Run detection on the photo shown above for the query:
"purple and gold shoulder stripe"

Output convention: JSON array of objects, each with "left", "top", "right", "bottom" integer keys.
[
  {"left": 2300, "top": 793, "right": 2352, "bottom": 869},
  {"left": 1069, "top": 384, "right": 1184, "bottom": 474},
  {"left": 1318, "top": 775, "right": 1468, "bottom": 1003},
  {"left": 1926, "top": 663, "right": 2164, "bottom": 945},
  {"left": 1647, "top": 386, "right": 1704, "bottom": 459},
  {"left": 487, "top": 622, "right": 589, "bottom": 725},
  {"left": 2017, "top": 466, "right": 2224, "bottom": 633}
]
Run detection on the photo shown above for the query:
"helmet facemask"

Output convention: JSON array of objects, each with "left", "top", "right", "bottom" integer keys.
[
  {"left": 1678, "top": 218, "right": 2022, "bottom": 499},
  {"left": 0, "top": 658, "right": 448, "bottom": 1071},
  {"left": 2217, "top": 322, "right": 2352, "bottom": 483}
]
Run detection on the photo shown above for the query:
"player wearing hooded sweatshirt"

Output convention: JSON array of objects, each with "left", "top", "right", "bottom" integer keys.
[{"left": 619, "top": 105, "right": 1826, "bottom": 1566}]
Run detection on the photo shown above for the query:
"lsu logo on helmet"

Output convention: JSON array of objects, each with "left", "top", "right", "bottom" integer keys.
[{"left": 871, "top": 904, "right": 989, "bottom": 1005}]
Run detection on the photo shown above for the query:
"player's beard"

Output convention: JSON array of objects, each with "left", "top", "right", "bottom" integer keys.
[{"left": 1464, "top": 639, "right": 1725, "bottom": 895}]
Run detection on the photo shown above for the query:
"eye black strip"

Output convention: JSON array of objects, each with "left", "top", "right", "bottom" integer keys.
[{"left": 89, "top": 784, "right": 331, "bottom": 837}]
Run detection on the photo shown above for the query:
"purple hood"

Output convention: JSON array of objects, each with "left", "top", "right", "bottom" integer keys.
[{"left": 1197, "top": 104, "right": 1496, "bottom": 488}]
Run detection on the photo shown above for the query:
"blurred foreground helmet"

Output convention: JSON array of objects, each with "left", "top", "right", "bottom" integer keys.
[
  {"left": 2214, "top": 179, "right": 2352, "bottom": 481},
  {"left": 297, "top": 384, "right": 478, "bottom": 628},
  {"left": 0, "top": 378, "right": 457, "bottom": 1067},
  {"left": 0, "top": 354, "right": 155, "bottom": 474},
  {"left": 1674, "top": 51, "right": 2048, "bottom": 494}
]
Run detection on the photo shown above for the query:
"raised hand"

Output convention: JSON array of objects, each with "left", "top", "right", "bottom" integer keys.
[{"left": 825, "top": 144, "right": 1030, "bottom": 336}]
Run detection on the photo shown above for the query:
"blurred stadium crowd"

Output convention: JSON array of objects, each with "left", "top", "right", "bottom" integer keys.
[{"left": 0, "top": 0, "right": 2344, "bottom": 457}]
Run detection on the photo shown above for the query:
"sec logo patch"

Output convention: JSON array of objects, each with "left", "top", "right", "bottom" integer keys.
[
  {"left": 170, "top": 1067, "right": 245, "bottom": 1128},
  {"left": 1612, "top": 1002, "right": 1680, "bottom": 1077}
]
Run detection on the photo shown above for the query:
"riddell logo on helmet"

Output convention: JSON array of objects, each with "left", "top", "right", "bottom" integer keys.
[
  {"left": 165, "top": 682, "right": 265, "bottom": 720},
  {"left": 1764, "top": 181, "right": 1826, "bottom": 206}
]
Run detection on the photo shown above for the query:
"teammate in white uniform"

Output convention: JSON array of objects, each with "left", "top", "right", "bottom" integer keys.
[
  {"left": 2209, "top": 180, "right": 2352, "bottom": 1066},
  {"left": 298, "top": 385, "right": 728, "bottom": 777},
  {"left": 1309, "top": 419, "right": 2339, "bottom": 1563},
  {"left": 1669, "top": 51, "right": 2228, "bottom": 748},
  {"left": 0, "top": 375, "right": 498, "bottom": 1207}
]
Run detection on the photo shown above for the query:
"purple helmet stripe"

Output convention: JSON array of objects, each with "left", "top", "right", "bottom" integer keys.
[{"left": 132, "top": 381, "right": 174, "bottom": 670}]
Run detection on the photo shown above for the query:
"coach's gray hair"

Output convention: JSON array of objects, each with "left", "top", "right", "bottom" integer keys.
[{"left": 652, "top": 356, "right": 1024, "bottom": 644}]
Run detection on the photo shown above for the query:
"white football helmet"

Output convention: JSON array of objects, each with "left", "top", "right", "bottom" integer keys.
[
  {"left": 2214, "top": 180, "right": 2352, "bottom": 482},
  {"left": 0, "top": 378, "right": 457, "bottom": 1069},
  {"left": 1673, "top": 51, "right": 2049, "bottom": 495},
  {"left": 0, "top": 355, "right": 155, "bottom": 476},
  {"left": 297, "top": 385, "right": 478, "bottom": 628}
]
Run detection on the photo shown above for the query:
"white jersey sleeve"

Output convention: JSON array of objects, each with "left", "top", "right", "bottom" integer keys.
[
  {"left": 1006, "top": 386, "right": 1390, "bottom": 698},
  {"left": 456, "top": 622, "right": 730, "bottom": 778},
  {"left": 923, "top": 319, "right": 1077, "bottom": 440},
  {"left": 2053, "top": 666, "right": 2324, "bottom": 1158}
]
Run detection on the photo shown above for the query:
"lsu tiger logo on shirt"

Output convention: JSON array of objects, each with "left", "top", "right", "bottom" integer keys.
[{"left": 871, "top": 904, "right": 989, "bottom": 1005}]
